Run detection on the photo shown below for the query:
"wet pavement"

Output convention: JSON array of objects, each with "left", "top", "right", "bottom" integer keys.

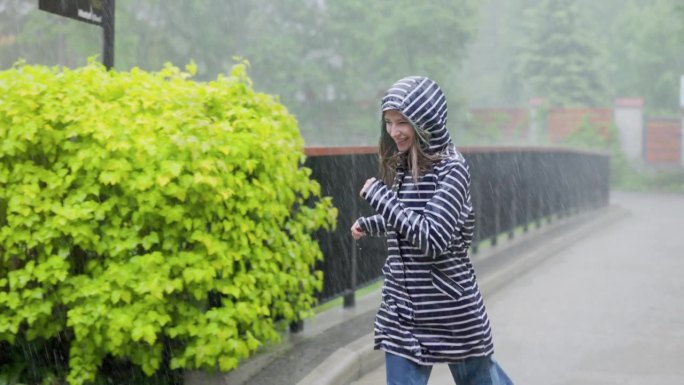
[{"left": 351, "top": 191, "right": 684, "bottom": 384}]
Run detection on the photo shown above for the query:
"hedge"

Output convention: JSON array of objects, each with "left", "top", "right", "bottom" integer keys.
[{"left": 0, "top": 59, "right": 337, "bottom": 384}]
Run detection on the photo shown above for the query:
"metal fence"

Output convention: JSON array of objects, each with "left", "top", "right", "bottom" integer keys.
[{"left": 303, "top": 146, "right": 610, "bottom": 305}]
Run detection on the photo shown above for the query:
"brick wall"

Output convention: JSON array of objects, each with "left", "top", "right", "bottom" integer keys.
[
  {"left": 470, "top": 108, "right": 529, "bottom": 140},
  {"left": 469, "top": 104, "right": 684, "bottom": 167},
  {"left": 547, "top": 108, "right": 613, "bottom": 142},
  {"left": 644, "top": 118, "right": 681, "bottom": 164}
]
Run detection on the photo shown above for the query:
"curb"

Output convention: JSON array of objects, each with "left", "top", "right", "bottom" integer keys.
[
  {"left": 296, "top": 334, "right": 383, "bottom": 385},
  {"left": 185, "top": 284, "right": 381, "bottom": 385},
  {"left": 298, "top": 204, "right": 630, "bottom": 385}
]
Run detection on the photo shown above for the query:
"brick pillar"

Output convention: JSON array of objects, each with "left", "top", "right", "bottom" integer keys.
[
  {"left": 681, "top": 107, "right": 684, "bottom": 167},
  {"left": 613, "top": 98, "right": 644, "bottom": 162},
  {"left": 528, "top": 97, "right": 545, "bottom": 144},
  {"left": 680, "top": 75, "right": 684, "bottom": 167}
]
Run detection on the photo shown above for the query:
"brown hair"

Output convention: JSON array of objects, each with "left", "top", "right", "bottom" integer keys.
[{"left": 378, "top": 117, "right": 442, "bottom": 186}]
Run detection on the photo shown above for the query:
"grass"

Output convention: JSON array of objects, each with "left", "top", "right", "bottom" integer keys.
[
  {"left": 613, "top": 166, "right": 684, "bottom": 194},
  {"left": 313, "top": 279, "right": 384, "bottom": 314}
]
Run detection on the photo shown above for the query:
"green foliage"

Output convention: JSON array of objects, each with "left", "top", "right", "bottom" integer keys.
[
  {"left": 4, "top": 0, "right": 684, "bottom": 142},
  {"left": 561, "top": 117, "right": 626, "bottom": 183},
  {"left": 0, "top": 360, "right": 26, "bottom": 385},
  {"left": 614, "top": 167, "right": 684, "bottom": 193},
  {"left": 0, "top": 2, "right": 100, "bottom": 70},
  {"left": 0, "top": 341, "right": 67, "bottom": 385},
  {"left": 221, "top": 0, "right": 482, "bottom": 144},
  {"left": 460, "top": 0, "right": 684, "bottom": 113},
  {"left": 0, "top": 0, "right": 482, "bottom": 146},
  {"left": 457, "top": 0, "right": 527, "bottom": 108},
  {"left": 561, "top": 117, "right": 614, "bottom": 151},
  {"left": 0, "top": 59, "right": 336, "bottom": 384},
  {"left": 512, "top": 0, "right": 606, "bottom": 107},
  {"left": 603, "top": 0, "right": 684, "bottom": 115}
]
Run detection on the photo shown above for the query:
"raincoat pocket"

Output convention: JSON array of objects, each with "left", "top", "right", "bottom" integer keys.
[
  {"left": 381, "top": 294, "right": 416, "bottom": 326},
  {"left": 431, "top": 267, "right": 466, "bottom": 301}
]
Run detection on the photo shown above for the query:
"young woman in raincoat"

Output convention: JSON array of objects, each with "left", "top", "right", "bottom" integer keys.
[{"left": 351, "top": 76, "right": 513, "bottom": 385}]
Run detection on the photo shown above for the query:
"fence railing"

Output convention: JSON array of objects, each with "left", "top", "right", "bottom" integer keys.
[{"left": 303, "top": 146, "right": 610, "bottom": 305}]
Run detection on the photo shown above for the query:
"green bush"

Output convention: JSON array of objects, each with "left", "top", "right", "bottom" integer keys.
[
  {"left": 561, "top": 116, "right": 626, "bottom": 184},
  {"left": 612, "top": 166, "right": 684, "bottom": 193},
  {"left": 0, "top": 59, "right": 336, "bottom": 384}
]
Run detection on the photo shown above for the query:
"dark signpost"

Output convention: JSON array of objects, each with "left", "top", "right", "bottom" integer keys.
[{"left": 38, "top": 0, "right": 115, "bottom": 69}]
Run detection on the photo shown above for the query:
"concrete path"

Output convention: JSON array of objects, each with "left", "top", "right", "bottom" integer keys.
[{"left": 350, "top": 191, "right": 684, "bottom": 385}]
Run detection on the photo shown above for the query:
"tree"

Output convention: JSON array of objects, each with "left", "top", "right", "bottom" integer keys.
[
  {"left": 454, "top": 0, "right": 529, "bottom": 108},
  {"left": 288, "top": 0, "right": 482, "bottom": 143},
  {"left": 512, "top": 0, "right": 606, "bottom": 107},
  {"left": 1, "top": 0, "right": 482, "bottom": 145},
  {"left": 603, "top": 0, "right": 684, "bottom": 114},
  {"left": 0, "top": 0, "right": 100, "bottom": 69}
]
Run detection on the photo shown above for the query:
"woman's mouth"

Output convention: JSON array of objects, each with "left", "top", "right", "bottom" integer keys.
[{"left": 395, "top": 137, "right": 408, "bottom": 147}]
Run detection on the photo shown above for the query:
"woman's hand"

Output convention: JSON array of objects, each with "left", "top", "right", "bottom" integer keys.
[
  {"left": 360, "top": 177, "right": 377, "bottom": 197},
  {"left": 353, "top": 178, "right": 377, "bottom": 240},
  {"left": 351, "top": 222, "right": 365, "bottom": 240}
]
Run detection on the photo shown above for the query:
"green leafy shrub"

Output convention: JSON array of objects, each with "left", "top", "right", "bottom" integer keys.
[
  {"left": 612, "top": 166, "right": 684, "bottom": 193},
  {"left": 0, "top": 59, "right": 336, "bottom": 384},
  {"left": 561, "top": 116, "right": 626, "bottom": 184}
]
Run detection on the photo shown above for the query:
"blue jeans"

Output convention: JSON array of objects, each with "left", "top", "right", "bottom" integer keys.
[{"left": 385, "top": 353, "right": 514, "bottom": 385}]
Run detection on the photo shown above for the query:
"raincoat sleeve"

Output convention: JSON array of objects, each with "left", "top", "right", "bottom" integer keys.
[
  {"left": 355, "top": 214, "right": 387, "bottom": 237},
  {"left": 361, "top": 160, "right": 470, "bottom": 257}
]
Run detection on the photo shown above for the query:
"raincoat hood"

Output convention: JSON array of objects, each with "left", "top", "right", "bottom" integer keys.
[{"left": 381, "top": 76, "right": 452, "bottom": 154}]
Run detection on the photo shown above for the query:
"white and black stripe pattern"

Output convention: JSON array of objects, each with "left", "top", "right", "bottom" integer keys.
[
  {"left": 356, "top": 76, "right": 493, "bottom": 365},
  {"left": 358, "top": 214, "right": 386, "bottom": 237}
]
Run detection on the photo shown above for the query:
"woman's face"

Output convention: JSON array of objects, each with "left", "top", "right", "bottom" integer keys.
[{"left": 384, "top": 109, "right": 415, "bottom": 153}]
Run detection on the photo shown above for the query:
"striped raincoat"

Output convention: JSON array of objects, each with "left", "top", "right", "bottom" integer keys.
[{"left": 356, "top": 76, "right": 494, "bottom": 365}]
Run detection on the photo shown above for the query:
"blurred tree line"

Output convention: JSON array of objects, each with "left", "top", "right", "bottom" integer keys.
[
  {"left": 0, "top": 0, "right": 480, "bottom": 146},
  {"left": 1, "top": 0, "right": 683, "bottom": 145},
  {"left": 461, "top": 0, "right": 684, "bottom": 115}
]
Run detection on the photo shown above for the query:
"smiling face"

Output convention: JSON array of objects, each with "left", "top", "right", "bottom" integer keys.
[{"left": 384, "top": 109, "right": 415, "bottom": 153}]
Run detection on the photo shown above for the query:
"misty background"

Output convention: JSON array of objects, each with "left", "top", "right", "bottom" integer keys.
[
  {"left": 2, "top": 2, "right": 684, "bottom": 384},
  {"left": 1, "top": 0, "right": 683, "bottom": 174}
]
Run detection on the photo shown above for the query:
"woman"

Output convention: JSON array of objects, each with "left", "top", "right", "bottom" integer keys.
[{"left": 351, "top": 76, "right": 513, "bottom": 385}]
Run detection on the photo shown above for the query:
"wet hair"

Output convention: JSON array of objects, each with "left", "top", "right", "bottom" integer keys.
[{"left": 378, "top": 114, "right": 443, "bottom": 186}]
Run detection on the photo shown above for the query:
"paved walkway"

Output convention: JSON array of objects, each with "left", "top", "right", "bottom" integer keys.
[{"left": 351, "top": 191, "right": 684, "bottom": 385}]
